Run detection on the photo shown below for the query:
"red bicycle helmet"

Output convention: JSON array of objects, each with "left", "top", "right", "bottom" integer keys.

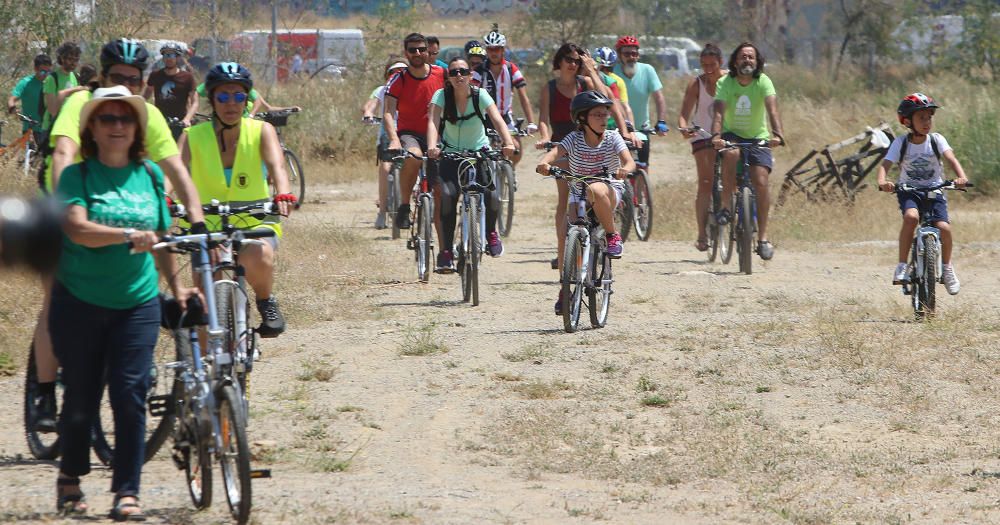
[
  {"left": 615, "top": 35, "right": 639, "bottom": 50},
  {"left": 897, "top": 92, "right": 939, "bottom": 125}
]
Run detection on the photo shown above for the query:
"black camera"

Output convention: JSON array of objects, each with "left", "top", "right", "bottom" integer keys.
[{"left": 0, "top": 196, "right": 63, "bottom": 273}]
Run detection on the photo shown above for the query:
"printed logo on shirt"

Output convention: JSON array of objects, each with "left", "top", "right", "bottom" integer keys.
[
  {"left": 735, "top": 95, "right": 752, "bottom": 116},
  {"left": 905, "top": 155, "right": 936, "bottom": 183},
  {"left": 236, "top": 173, "right": 249, "bottom": 189},
  {"left": 159, "top": 80, "right": 177, "bottom": 100}
]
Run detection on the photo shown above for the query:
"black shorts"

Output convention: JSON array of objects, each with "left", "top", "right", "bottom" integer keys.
[
  {"left": 721, "top": 132, "right": 773, "bottom": 172},
  {"left": 399, "top": 132, "right": 428, "bottom": 153}
]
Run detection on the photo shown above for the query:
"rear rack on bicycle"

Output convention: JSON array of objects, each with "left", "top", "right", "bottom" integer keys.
[{"left": 776, "top": 123, "right": 894, "bottom": 207}]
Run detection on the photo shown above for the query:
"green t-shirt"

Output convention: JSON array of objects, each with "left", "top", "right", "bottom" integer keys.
[
  {"left": 715, "top": 73, "right": 776, "bottom": 140},
  {"left": 612, "top": 62, "right": 662, "bottom": 127},
  {"left": 196, "top": 83, "right": 259, "bottom": 116},
  {"left": 56, "top": 158, "right": 169, "bottom": 309},
  {"left": 430, "top": 87, "right": 495, "bottom": 151},
  {"left": 41, "top": 70, "right": 79, "bottom": 128},
  {"left": 12, "top": 74, "right": 45, "bottom": 132},
  {"left": 44, "top": 90, "right": 179, "bottom": 191}
]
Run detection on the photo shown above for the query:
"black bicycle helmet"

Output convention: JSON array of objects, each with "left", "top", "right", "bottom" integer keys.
[
  {"left": 100, "top": 38, "right": 150, "bottom": 74},
  {"left": 205, "top": 62, "right": 253, "bottom": 94},
  {"left": 464, "top": 40, "right": 481, "bottom": 54},
  {"left": 897, "top": 92, "right": 939, "bottom": 124},
  {"left": 571, "top": 90, "right": 614, "bottom": 122}
]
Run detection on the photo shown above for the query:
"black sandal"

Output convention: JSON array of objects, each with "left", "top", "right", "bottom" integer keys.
[
  {"left": 109, "top": 494, "right": 146, "bottom": 522},
  {"left": 56, "top": 476, "right": 88, "bottom": 516}
]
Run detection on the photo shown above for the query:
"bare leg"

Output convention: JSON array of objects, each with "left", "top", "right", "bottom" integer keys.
[
  {"left": 242, "top": 242, "right": 275, "bottom": 300},
  {"left": 693, "top": 149, "right": 714, "bottom": 242},
  {"left": 750, "top": 165, "right": 771, "bottom": 241},
  {"left": 898, "top": 209, "right": 919, "bottom": 262},
  {"left": 937, "top": 220, "right": 953, "bottom": 264},
  {"left": 377, "top": 161, "right": 391, "bottom": 213},
  {"left": 588, "top": 183, "right": 616, "bottom": 234},
  {"left": 720, "top": 149, "right": 738, "bottom": 214}
]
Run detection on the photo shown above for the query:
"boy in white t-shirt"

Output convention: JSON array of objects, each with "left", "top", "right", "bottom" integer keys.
[{"left": 876, "top": 93, "right": 969, "bottom": 294}]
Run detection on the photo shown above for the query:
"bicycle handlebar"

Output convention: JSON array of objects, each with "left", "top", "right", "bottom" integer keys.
[
  {"left": 151, "top": 229, "right": 276, "bottom": 252},
  {"left": 170, "top": 201, "right": 277, "bottom": 219},
  {"left": 895, "top": 180, "right": 973, "bottom": 193},
  {"left": 544, "top": 166, "right": 610, "bottom": 182},
  {"left": 437, "top": 149, "right": 505, "bottom": 162}
]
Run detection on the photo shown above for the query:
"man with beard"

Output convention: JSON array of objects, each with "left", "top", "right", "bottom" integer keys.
[
  {"left": 612, "top": 35, "right": 669, "bottom": 170},
  {"left": 710, "top": 42, "right": 785, "bottom": 261},
  {"left": 145, "top": 42, "right": 197, "bottom": 139},
  {"left": 383, "top": 33, "right": 446, "bottom": 229}
]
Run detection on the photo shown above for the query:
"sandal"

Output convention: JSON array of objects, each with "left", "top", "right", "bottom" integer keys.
[
  {"left": 109, "top": 494, "right": 146, "bottom": 522},
  {"left": 695, "top": 238, "right": 709, "bottom": 252},
  {"left": 56, "top": 476, "right": 88, "bottom": 516}
]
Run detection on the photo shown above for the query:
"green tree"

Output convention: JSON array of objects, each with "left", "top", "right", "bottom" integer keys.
[{"left": 953, "top": 0, "right": 999, "bottom": 81}]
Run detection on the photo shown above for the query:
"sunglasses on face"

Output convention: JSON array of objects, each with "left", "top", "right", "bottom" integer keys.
[
  {"left": 162, "top": 52, "right": 179, "bottom": 58},
  {"left": 215, "top": 92, "right": 248, "bottom": 104},
  {"left": 95, "top": 113, "right": 137, "bottom": 126},
  {"left": 448, "top": 67, "right": 471, "bottom": 77},
  {"left": 109, "top": 72, "right": 142, "bottom": 87},
  {"left": 621, "top": 51, "right": 640, "bottom": 57},
  {"left": 407, "top": 46, "right": 428, "bottom": 54},
  {"left": 563, "top": 56, "right": 582, "bottom": 66}
]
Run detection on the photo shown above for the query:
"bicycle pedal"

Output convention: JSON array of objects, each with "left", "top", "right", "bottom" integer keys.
[
  {"left": 147, "top": 394, "right": 174, "bottom": 417},
  {"left": 250, "top": 469, "right": 272, "bottom": 479}
]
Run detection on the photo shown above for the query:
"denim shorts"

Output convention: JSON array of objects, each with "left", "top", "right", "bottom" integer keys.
[
  {"left": 898, "top": 190, "right": 949, "bottom": 223},
  {"left": 721, "top": 132, "right": 773, "bottom": 172}
]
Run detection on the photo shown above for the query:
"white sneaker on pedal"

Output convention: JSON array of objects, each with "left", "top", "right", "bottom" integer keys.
[
  {"left": 942, "top": 264, "right": 960, "bottom": 295},
  {"left": 892, "top": 262, "right": 909, "bottom": 284}
]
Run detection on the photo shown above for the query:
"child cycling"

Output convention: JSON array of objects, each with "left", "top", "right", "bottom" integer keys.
[
  {"left": 876, "top": 92, "right": 969, "bottom": 294},
  {"left": 537, "top": 91, "right": 634, "bottom": 313}
]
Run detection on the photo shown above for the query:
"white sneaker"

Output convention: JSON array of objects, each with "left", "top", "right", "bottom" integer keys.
[
  {"left": 942, "top": 264, "right": 960, "bottom": 295},
  {"left": 374, "top": 212, "right": 387, "bottom": 230},
  {"left": 892, "top": 262, "right": 909, "bottom": 284}
]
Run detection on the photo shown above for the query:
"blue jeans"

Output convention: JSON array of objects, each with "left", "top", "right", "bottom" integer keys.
[{"left": 49, "top": 282, "right": 160, "bottom": 497}]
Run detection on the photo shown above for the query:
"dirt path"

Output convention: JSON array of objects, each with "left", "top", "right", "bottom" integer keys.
[{"left": 2, "top": 144, "right": 1000, "bottom": 524}]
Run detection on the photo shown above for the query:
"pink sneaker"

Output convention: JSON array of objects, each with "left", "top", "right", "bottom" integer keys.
[{"left": 606, "top": 232, "right": 623, "bottom": 257}]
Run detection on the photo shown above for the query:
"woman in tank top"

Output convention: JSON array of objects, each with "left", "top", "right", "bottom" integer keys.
[{"left": 678, "top": 43, "right": 725, "bottom": 252}]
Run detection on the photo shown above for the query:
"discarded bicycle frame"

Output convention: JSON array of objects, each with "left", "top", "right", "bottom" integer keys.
[{"left": 776, "top": 123, "right": 895, "bottom": 206}]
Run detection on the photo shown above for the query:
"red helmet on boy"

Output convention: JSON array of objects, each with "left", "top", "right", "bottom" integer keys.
[{"left": 897, "top": 92, "right": 939, "bottom": 125}]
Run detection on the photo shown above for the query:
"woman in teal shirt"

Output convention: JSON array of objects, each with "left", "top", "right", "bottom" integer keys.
[
  {"left": 426, "top": 57, "right": 515, "bottom": 272},
  {"left": 50, "top": 86, "right": 198, "bottom": 520}
]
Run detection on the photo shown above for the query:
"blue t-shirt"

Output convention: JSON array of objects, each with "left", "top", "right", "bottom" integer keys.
[
  {"left": 612, "top": 62, "right": 663, "bottom": 127},
  {"left": 430, "top": 87, "right": 495, "bottom": 151}
]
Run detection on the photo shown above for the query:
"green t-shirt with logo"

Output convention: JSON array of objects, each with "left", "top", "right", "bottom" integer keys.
[
  {"left": 41, "top": 70, "right": 79, "bottom": 128},
  {"left": 56, "top": 158, "right": 169, "bottom": 309},
  {"left": 430, "top": 87, "right": 495, "bottom": 151},
  {"left": 715, "top": 73, "right": 776, "bottom": 140},
  {"left": 12, "top": 74, "right": 45, "bottom": 132}
]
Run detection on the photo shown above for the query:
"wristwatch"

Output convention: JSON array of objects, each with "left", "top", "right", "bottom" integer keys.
[{"left": 123, "top": 228, "right": 136, "bottom": 242}]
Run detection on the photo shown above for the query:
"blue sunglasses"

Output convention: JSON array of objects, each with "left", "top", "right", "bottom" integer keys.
[{"left": 215, "top": 92, "right": 248, "bottom": 104}]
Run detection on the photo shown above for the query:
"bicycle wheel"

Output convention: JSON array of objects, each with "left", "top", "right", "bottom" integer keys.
[
  {"left": 738, "top": 187, "right": 754, "bottom": 275},
  {"left": 24, "top": 345, "right": 60, "bottom": 460},
  {"left": 631, "top": 170, "right": 653, "bottom": 241},
  {"left": 143, "top": 327, "right": 183, "bottom": 461},
  {"left": 388, "top": 165, "right": 401, "bottom": 240},
  {"left": 284, "top": 149, "right": 305, "bottom": 208},
  {"left": 561, "top": 227, "right": 587, "bottom": 333},
  {"left": 218, "top": 384, "right": 253, "bottom": 524},
  {"left": 176, "top": 332, "right": 212, "bottom": 510},
  {"left": 214, "top": 281, "right": 240, "bottom": 378},
  {"left": 587, "top": 247, "right": 612, "bottom": 329},
  {"left": 460, "top": 202, "right": 472, "bottom": 303},
  {"left": 915, "top": 240, "right": 938, "bottom": 320},
  {"left": 470, "top": 197, "right": 481, "bottom": 307},
  {"left": 417, "top": 194, "right": 434, "bottom": 283},
  {"left": 496, "top": 161, "right": 515, "bottom": 237},
  {"left": 720, "top": 193, "right": 736, "bottom": 264},
  {"left": 615, "top": 182, "right": 633, "bottom": 242}
]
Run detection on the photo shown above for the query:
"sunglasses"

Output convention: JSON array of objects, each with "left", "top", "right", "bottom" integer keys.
[
  {"left": 215, "top": 92, "right": 248, "bottom": 104},
  {"left": 563, "top": 56, "right": 582, "bottom": 66},
  {"left": 38, "top": 69, "right": 50, "bottom": 75},
  {"left": 407, "top": 46, "right": 428, "bottom": 54},
  {"left": 109, "top": 72, "right": 143, "bottom": 87},
  {"left": 448, "top": 68, "right": 471, "bottom": 77},
  {"left": 94, "top": 114, "right": 137, "bottom": 125},
  {"left": 621, "top": 51, "right": 640, "bottom": 57},
  {"left": 162, "top": 52, "right": 180, "bottom": 58}
]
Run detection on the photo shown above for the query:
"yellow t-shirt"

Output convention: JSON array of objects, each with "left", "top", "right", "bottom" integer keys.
[
  {"left": 45, "top": 90, "right": 179, "bottom": 191},
  {"left": 607, "top": 72, "right": 629, "bottom": 104}
]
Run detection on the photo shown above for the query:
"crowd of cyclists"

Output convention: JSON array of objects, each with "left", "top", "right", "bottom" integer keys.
[{"left": 4, "top": 24, "right": 971, "bottom": 521}]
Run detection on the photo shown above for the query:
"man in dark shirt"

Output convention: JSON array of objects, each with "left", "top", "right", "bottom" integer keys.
[{"left": 144, "top": 42, "right": 196, "bottom": 138}]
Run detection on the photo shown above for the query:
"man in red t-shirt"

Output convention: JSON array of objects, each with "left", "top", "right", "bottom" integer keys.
[{"left": 384, "top": 32, "right": 445, "bottom": 229}]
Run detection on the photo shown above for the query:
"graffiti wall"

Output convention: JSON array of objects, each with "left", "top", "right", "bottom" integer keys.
[{"left": 325, "top": 0, "right": 536, "bottom": 16}]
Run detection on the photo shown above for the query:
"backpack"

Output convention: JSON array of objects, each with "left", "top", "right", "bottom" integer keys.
[
  {"left": 438, "top": 86, "right": 488, "bottom": 148},
  {"left": 898, "top": 133, "right": 943, "bottom": 166}
]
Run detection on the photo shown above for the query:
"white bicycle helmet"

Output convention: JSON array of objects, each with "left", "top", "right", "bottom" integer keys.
[{"left": 483, "top": 24, "right": 507, "bottom": 47}]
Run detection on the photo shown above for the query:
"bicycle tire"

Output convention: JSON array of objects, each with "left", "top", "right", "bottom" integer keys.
[
  {"left": 738, "top": 187, "right": 754, "bottom": 275},
  {"left": 283, "top": 149, "right": 305, "bottom": 209},
  {"left": 417, "top": 194, "right": 434, "bottom": 282},
  {"left": 616, "top": 182, "right": 633, "bottom": 242},
  {"left": 707, "top": 220, "right": 719, "bottom": 262},
  {"left": 588, "top": 247, "right": 612, "bottom": 329},
  {"left": 561, "top": 227, "right": 586, "bottom": 333},
  {"left": 24, "top": 345, "right": 60, "bottom": 460},
  {"left": 720, "top": 194, "right": 736, "bottom": 264},
  {"left": 143, "top": 328, "right": 183, "bottom": 462},
  {"left": 471, "top": 197, "right": 481, "bottom": 307},
  {"left": 496, "top": 161, "right": 515, "bottom": 237},
  {"left": 219, "top": 384, "right": 253, "bottom": 524},
  {"left": 460, "top": 201, "right": 472, "bottom": 303},
  {"left": 631, "top": 170, "right": 653, "bottom": 241},
  {"left": 175, "top": 331, "right": 212, "bottom": 510},
  {"left": 388, "top": 165, "right": 401, "bottom": 240},
  {"left": 916, "top": 240, "right": 938, "bottom": 320}
]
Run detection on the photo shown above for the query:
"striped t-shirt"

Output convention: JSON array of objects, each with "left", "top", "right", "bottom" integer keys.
[{"left": 560, "top": 129, "right": 628, "bottom": 179}]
